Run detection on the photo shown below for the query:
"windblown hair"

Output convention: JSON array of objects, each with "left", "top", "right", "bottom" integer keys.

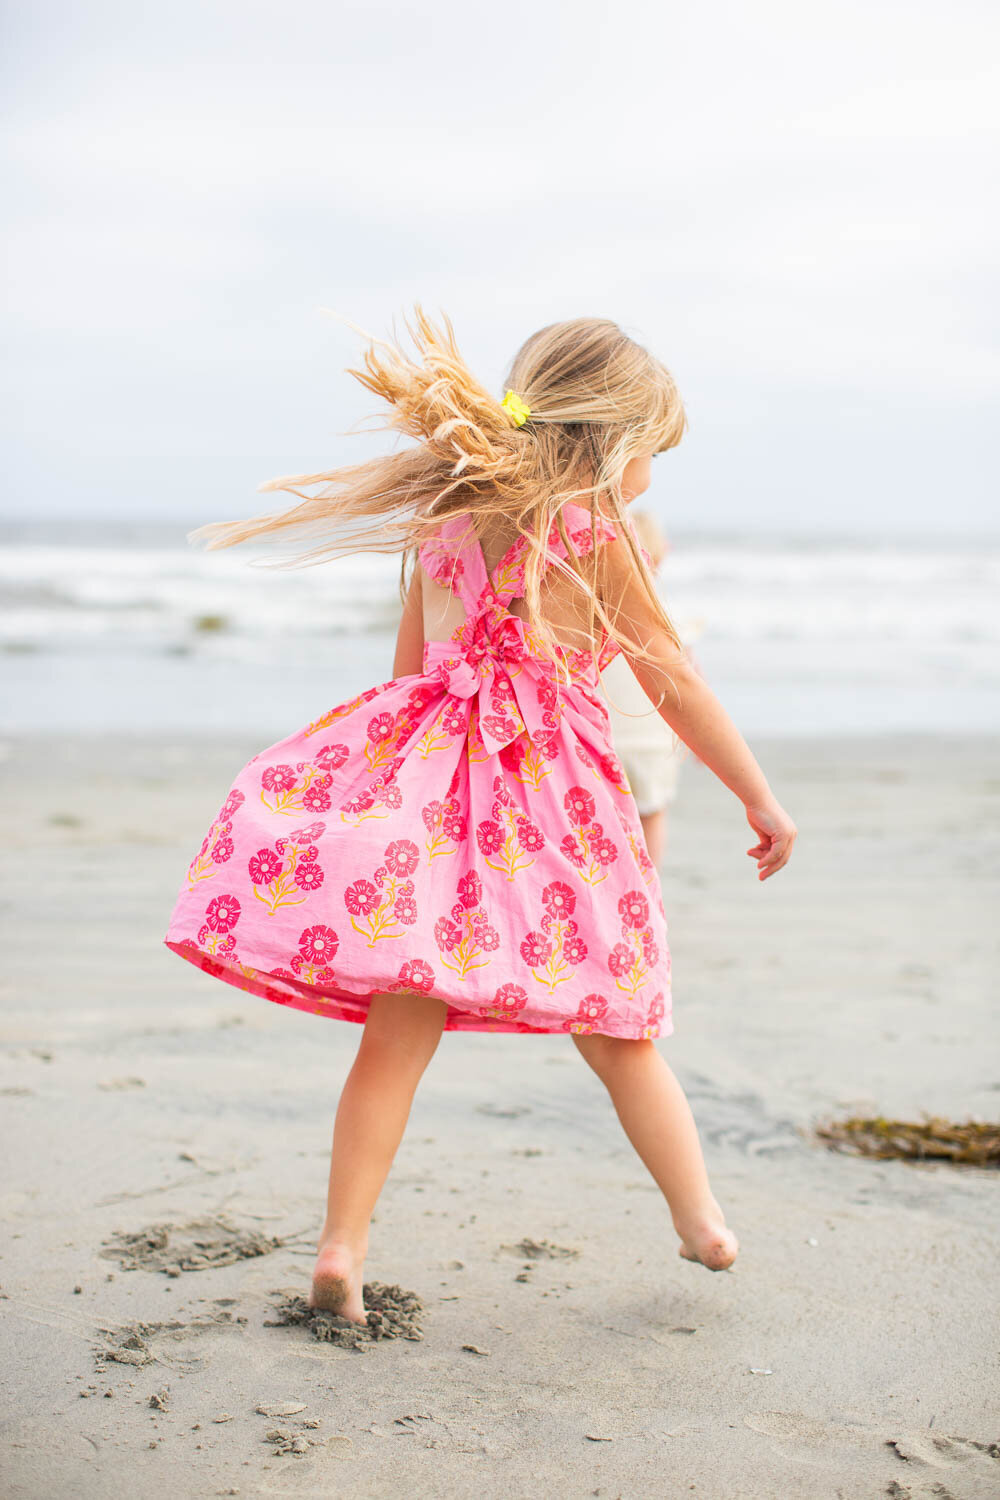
[{"left": 187, "top": 306, "right": 689, "bottom": 677}]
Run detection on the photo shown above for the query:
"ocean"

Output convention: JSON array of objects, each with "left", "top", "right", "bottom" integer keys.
[{"left": 2, "top": 520, "right": 998, "bottom": 738}]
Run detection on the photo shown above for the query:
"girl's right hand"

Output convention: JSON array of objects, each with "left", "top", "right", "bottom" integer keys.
[{"left": 745, "top": 799, "right": 797, "bottom": 881}]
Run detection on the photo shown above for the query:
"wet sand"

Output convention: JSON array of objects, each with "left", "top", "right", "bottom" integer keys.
[{"left": 1, "top": 731, "right": 998, "bottom": 1499}]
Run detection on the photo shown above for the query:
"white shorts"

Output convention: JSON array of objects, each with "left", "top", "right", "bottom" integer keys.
[
  {"left": 621, "top": 745, "right": 685, "bottom": 817},
  {"left": 599, "top": 653, "right": 689, "bottom": 816}
]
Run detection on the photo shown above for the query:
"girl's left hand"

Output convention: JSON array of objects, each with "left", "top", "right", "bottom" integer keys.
[{"left": 745, "top": 798, "right": 797, "bottom": 880}]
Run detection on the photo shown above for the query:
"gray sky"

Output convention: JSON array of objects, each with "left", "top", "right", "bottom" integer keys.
[{"left": 2, "top": 0, "right": 997, "bottom": 536}]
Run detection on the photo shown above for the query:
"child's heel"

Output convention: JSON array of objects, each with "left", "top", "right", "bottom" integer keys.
[{"left": 309, "top": 1270, "right": 351, "bottom": 1312}]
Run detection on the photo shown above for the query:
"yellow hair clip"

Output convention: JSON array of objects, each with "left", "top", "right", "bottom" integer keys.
[{"left": 501, "top": 389, "right": 531, "bottom": 427}]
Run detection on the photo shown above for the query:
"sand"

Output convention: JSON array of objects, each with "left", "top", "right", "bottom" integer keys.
[{"left": 1, "top": 730, "right": 998, "bottom": 1499}]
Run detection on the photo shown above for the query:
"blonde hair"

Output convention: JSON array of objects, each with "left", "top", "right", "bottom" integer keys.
[
  {"left": 630, "top": 510, "right": 669, "bottom": 570},
  {"left": 188, "top": 306, "right": 688, "bottom": 674}
]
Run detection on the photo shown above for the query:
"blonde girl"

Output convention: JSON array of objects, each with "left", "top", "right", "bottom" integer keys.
[{"left": 164, "top": 309, "right": 797, "bottom": 1321}]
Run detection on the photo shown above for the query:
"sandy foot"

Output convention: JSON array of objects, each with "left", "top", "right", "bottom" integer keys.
[
  {"left": 309, "top": 1241, "right": 367, "bottom": 1323},
  {"left": 677, "top": 1216, "right": 739, "bottom": 1272}
]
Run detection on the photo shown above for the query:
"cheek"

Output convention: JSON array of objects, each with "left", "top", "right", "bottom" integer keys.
[{"left": 623, "top": 458, "right": 652, "bottom": 499}]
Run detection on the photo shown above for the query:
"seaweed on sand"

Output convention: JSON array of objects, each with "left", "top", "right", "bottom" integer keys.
[{"left": 815, "top": 1114, "right": 1000, "bottom": 1166}]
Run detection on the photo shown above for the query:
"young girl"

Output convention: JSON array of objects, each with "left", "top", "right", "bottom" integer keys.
[{"left": 164, "top": 309, "right": 797, "bottom": 1323}]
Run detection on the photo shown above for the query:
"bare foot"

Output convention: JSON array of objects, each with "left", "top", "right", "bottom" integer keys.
[
  {"left": 309, "top": 1239, "right": 367, "bottom": 1323},
  {"left": 676, "top": 1205, "right": 739, "bottom": 1272}
]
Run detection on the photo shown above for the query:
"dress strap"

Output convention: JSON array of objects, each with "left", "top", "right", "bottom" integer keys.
[
  {"left": 417, "top": 514, "right": 490, "bottom": 613},
  {"left": 492, "top": 502, "right": 618, "bottom": 605},
  {"left": 418, "top": 503, "right": 620, "bottom": 615}
]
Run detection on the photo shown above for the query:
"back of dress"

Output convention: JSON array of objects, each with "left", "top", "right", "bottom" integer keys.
[{"left": 164, "top": 500, "right": 673, "bottom": 1043}]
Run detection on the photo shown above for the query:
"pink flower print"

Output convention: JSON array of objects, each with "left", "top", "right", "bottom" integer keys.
[
  {"left": 456, "top": 870, "right": 483, "bottom": 910},
  {"left": 477, "top": 789, "right": 544, "bottom": 879},
  {"left": 560, "top": 833, "right": 587, "bottom": 869},
  {"left": 384, "top": 839, "right": 419, "bottom": 878},
  {"left": 641, "top": 992, "right": 666, "bottom": 1039},
  {"left": 293, "top": 861, "right": 325, "bottom": 892},
  {"left": 474, "top": 917, "right": 501, "bottom": 952},
  {"left": 435, "top": 916, "right": 463, "bottom": 953},
  {"left": 564, "top": 785, "right": 596, "bottom": 826},
  {"left": 416, "top": 696, "right": 465, "bottom": 759},
  {"left": 619, "top": 890, "right": 650, "bottom": 930},
  {"left": 250, "top": 831, "right": 325, "bottom": 915},
  {"left": 607, "top": 943, "right": 632, "bottom": 979},
  {"left": 394, "top": 893, "right": 418, "bottom": 925},
  {"left": 499, "top": 740, "right": 526, "bottom": 776},
  {"left": 561, "top": 993, "right": 610, "bottom": 1035},
  {"left": 486, "top": 983, "right": 529, "bottom": 1021},
  {"left": 262, "top": 764, "right": 298, "bottom": 794},
  {"left": 599, "top": 749, "right": 629, "bottom": 791},
  {"left": 520, "top": 931, "right": 553, "bottom": 968},
  {"left": 342, "top": 788, "right": 376, "bottom": 816},
  {"left": 436, "top": 887, "right": 499, "bottom": 978},
  {"left": 299, "top": 924, "right": 339, "bottom": 965},
  {"left": 499, "top": 729, "right": 556, "bottom": 792},
  {"left": 522, "top": 886, "right": 590, "bottom": 991},
  {"left": 219, "top": 788, "right": 245, "bottom": 822},
  {"left": 516, "top": 820, "right": 545, "bottom": 854},
  {"left": 442, "top": 702, "right": 467, "bottom": 737},
  {"left": 249, "top": 847, "right": 284, "bottom": 886},
  {"left": 187, "top": 797, "right": 244, "bottom": 888},
  {"left": 542, "top": 881, "right": 576, "bottom": 920},
  {"left": 558, "top": 808, "right": 618, "bottom": 887},
  {"left": 395, "top": 958, "right": 436, "bottom": 994},
  {"left": 205, "top": 893, "right": 241, "bottom": 933},
  {"left": 260, "top": 760, "right": 334, "bottom": 818},
  {"left": 363, "top": 709, "right": 414, "bottom": 774},
  {"left": 383, "top": 783, "right": 403, "bottom": 810},
  {"left": 476, "top": 819, "right": 504, "bottom": 856},
  {"left": 442, "top": 804, "right": 465, "bottom": 840},
  {"left": 302, "top": 782, "right": 333, "bottom": 813},
  {"left": 422, "top": 797, "right": 465, "bottom": 861},
  {"left": 315, "top": 742, "right": 349, "bottom": 771},
  {"left": 344, "top": 843, "right": 421, "bottom": 946},
  {"left": 367, "top": 712, "right": 394, "bottom": 743},
  {"left": 606, "top": 894, "right": 657, "bottom": 999},
  {"left": 344, "top": 879, "right": 380, "bottom": 917},
  {"left": 594, "top": 836, "right": 619, "bottom": 867},
  {"left": 290, "top": 821, "right": 326, "bottom": 844},
  {"left": 562, "top": 932, "right": 588, "bottom": 966}
]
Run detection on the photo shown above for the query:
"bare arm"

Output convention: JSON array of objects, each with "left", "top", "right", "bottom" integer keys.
[
  {"left": 600, "top": 540, "right": 797, "bottom": 879},
  {"left": 393, "top": 566, "right": 424, "bottom": 678}
]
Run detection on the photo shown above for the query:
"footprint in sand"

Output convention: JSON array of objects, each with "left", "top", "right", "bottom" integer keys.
[
  {"left": 99, "top": 1216, "right": 285, "bottom": 1275},
  {"left": 744, "top": 1413, "right": 999, "bottom": 1496}
]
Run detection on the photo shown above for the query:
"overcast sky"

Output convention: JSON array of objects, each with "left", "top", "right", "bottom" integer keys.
[{"left": 2, "top": 0, "right": 997, "bottom": 537}]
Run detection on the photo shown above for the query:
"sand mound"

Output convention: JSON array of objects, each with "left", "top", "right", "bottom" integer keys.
[{"left": 265, "top": 1281, "right": 425, "bottom": 1350}]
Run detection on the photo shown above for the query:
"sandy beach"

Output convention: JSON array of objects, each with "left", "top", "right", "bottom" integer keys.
[{"left": 1, "top": 730, "right": 998, "bottom": 1499}]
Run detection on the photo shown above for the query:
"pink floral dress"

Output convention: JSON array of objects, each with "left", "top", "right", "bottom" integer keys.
[{"left": 163, "top": 502, "right": 672, "bottom": 1039}]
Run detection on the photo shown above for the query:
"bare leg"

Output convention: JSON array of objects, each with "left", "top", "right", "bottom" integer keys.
[
  {"left": 572, "top": 1033, "right": 738, "bottom": 1271},
  {"left": 311, "top": 990, "right": 448, "bottom": 1320},
  {"left": 640, "top": 809, "right": 666, "bottom": 870}
]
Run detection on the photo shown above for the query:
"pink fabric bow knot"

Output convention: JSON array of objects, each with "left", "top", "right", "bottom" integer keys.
[{"left": 424, "top": 605, "right": 559, "bottom": 756}]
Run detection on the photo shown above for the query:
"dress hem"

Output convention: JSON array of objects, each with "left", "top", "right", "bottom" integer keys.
[{"left": 163, "top": 937, "right": 674, "bottom": 1042}]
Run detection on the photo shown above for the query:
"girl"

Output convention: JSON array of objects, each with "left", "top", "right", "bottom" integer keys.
[{"left": 164, "top": 309, "right": 797, "bottom": 1323}]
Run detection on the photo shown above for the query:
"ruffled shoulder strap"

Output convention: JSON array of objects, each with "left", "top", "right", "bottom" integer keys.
[
  {"left": 417, "top": 514, "right": 490, "bottom": 612},
  {"left": 494, "top": 502, "right": 618, "bottom": 604}
]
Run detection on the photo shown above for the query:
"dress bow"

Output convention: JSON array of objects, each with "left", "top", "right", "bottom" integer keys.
[{"left": 424, "top": 603, "right": 560, "bottom": 756}]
